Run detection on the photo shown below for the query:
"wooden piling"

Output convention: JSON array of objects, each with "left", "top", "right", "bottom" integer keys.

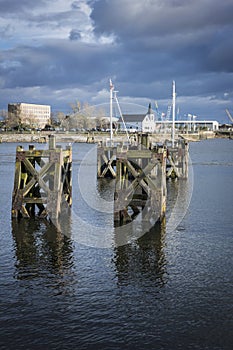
[
  {"left": 114, "top": 144, "right": 167, "bottom": 226},
  {"left": 166, "top": 139, "right": 189, "bottom": 179},
  {"left": 12, "top": 135, "right": 72, "bottom": 220}
]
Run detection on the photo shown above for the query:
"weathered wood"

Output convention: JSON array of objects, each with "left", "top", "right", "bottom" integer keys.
[
  {"left": 97, "top": 145, "right": 117, "bottom": 178},
  {"left": 12, "top": 136, "right": 72, "bottom": 220},
  {"left": 114, "top": 144, "right": 167, "bottom": 226},
  {"left": 97, "top": 134, "right": 171, "bottom": 227},
  {"left": 166, "top": 139, "right": 189, "bottom": 178},
  {"left": 86, "top": 133, "right": 95, "bottom": 143}
]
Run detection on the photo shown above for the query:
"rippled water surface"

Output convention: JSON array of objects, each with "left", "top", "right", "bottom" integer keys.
[{"left": 0, "top": 139, "right": 232, "bottom": 350}]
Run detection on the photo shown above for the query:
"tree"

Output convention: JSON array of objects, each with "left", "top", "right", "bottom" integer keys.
[
  {"left": 51, "top": 111, "right": 71, "bottom": 130},
  {"left": 0, "top": 109, "right": 7, "bottom": 120},
  {"left": 6, "top": 109, "right": 21, "bottom": 129},
  {"left": 0, "top": 110, "right": 8, "bottom": 129},
  {"left": 67, "top": 100, "right": 108, "bottom": 130},
  {"left": 51, "top": 112, "right": 60, "bottom": 127},
  {"left": 95, "top": 116, "right": 109, "bottom": 130},
  {"left": 70, "top": 100, "right": 81, "bottom": 114}
]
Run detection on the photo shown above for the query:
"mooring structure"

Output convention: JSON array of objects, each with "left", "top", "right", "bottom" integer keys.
[
  {"left": 97, "top": 133, "right": 189, "bottom": 226},
  {"left": 113, "top": 143, "right": 167, "bottom": 226},
  {"left": 11, "top": 131, "right": 189, "bottom": 230},
  {"left": 12, "top": 135, "right": 72, "bottom": 220}
]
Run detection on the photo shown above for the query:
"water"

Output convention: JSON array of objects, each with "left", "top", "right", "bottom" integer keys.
[{"left": 0, "top": 139, "right": 233, "bottom": 349}]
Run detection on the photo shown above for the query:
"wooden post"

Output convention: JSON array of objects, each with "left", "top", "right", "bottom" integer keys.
[
  {"left": 140, "top": 133, "right": 150, "bottom": 149},
  {"left": 182, "top": 140, "right": 189, "bottom": 178},
  {"left": 12, "top": 136, "right": 72, "bottom": 220},
  {"left": 49, "top": 134, "right": 56, "bottom": 150}
]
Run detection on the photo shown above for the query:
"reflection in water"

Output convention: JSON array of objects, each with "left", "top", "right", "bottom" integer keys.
[
  {"left": 166, "top": 179, "right": 179, "bottom": 223},
  {"left": 109, "top": 177, "right": 191, "bottom": 290},
  {"left": 97, "top": 178, "right": 116, "bottom": 202},
  {"left": 12, "top": 218, "right": 75, "bottom": 295},
  {"left": 114, "top": 222, "right": 167, "bottom": 288},
  {"left": 166, "top": 161, "right": 194, "bottom": 233}
]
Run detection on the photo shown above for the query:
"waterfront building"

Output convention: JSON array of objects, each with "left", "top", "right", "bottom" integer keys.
[
  {"left": 8, "top": 102, "right": 51, "bottom": 129},
  {"left": 153, "top": 120, "right": 219, "bottom": 132},
  {"left": 118, "top": 103, "right": 156, "bottom": 133}
]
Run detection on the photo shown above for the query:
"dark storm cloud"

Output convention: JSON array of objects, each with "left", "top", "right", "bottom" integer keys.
[
  {"left": 91, "top": 0, "right": 233, "bottom": 75},
  {"left": 205, "top": 32, "right": 233, "bottom": 73},
  {"left": 0, "top": 40, "right": 119, "bottom": 88},
  {"left": 92, "top": 0, "right": 233, "bottom": 37}
]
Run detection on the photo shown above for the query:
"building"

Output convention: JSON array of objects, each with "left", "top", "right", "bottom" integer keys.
[
  {"left": 8, "top": 103, "right": 51, "bottom": 129},
  {"left": 154, "top": 120, "right": 219, "bottom": 132},
  {"left": 118, "top": 103, "right": 156, "bottom": 133},
  {"left": 118, "top": 103, "right": 219, "bottom": 133}
]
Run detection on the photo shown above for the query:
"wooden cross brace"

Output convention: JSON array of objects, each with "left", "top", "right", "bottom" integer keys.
[
  {"left": 114, "top": 157, "right": 161, "bottom": 223},
  {"left": 12, "top": 157, "right": 57, "bottom": 217},
  {"left": 100, "top": 153, "right": 116, "bottom": 178},
  {"left": 167, "top": 154, "right": 181, "bottom": 178},
  {"left": 120, "top": 158, "right": 159, "bottom": 198}
]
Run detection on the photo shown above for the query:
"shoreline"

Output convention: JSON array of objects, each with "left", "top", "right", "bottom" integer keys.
[{"left": 0, "top": 130, "right": 230, "bottom": 144}]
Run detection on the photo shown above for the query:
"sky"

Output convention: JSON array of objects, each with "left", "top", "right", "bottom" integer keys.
[{"left": 0, "top": 0, "right": 233, "bottom": 123}]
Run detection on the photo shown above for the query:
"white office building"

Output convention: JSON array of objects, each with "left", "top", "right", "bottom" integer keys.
[{"left": 8, "top": 103, "right": 51, "bottom": 129}]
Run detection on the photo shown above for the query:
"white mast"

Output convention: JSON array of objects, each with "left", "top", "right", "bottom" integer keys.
[
  {"left": 114, "top": 90, "right": 130, "bottom": 142},
  {"left": 172, "top": 80, "right": 176, "bottom": 148},
  {"left": 109, "top": 78, "right": 114, "bottom": 143}
]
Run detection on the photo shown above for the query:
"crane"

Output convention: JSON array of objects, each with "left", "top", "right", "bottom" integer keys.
[
  {"left": 154, "top": 101, "right": 163, "bottom": 121},
  {"left": 166, "top": 104, "right": 172, "bottom": 121},
  {"left": 225, "top": 109, "right": 233, "bottom": 123},
  {"left": 154, "top": 101, "right": 169, "bottom": 121}
]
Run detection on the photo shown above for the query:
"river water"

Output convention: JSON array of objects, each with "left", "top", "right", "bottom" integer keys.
[{"left": 0, "top": 138, "right": 232, "bottom": 350}]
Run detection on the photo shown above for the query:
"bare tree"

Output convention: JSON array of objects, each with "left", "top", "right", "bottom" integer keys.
[
  {"left": 70, "top": 100, "right": 81, "bottom": 114},
  {"left": 0, "top": 109, "right": 7, "bottom": 120},
  {"left": 68, "top": 101, "right": 108, "bottom": 130}
]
